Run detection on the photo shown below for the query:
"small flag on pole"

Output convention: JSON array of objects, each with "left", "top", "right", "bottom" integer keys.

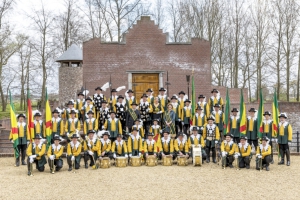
[
  {"left": 9, "top": 91, "right": 19, "bottom": 158},
  {"left": 223, "top": 88, "right": 230, "bottom": 135},
  {"left": 239, "top": 89, "right": 247, "bottom": 136},
  {"left": 45, "top": 88, "right": 52, "bottom": 150}
]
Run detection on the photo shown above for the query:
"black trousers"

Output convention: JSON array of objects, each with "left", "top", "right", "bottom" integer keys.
[
  {"left": 101, "top": 151, "right": 113, "bottom": 159},
  {"left": 222, "top": 155, "right": 234, "bottom": 166},
  {"left": 27, "top": 158, "right": 45, "bottom": 172},
  {"left": 159, "top": 151, "right": 176, "bottom": 160},
  {"left": 84, "top": 152, "right": 96, "bottom": 166},
  {"left": 238, "top": 156, "right": 250, "bottom": 168},
  {"left": 248, "top": 139, "right": 258, "bottom": 148},
  {"left": 279, "top": 143, "right": 289, "bottom": 151},
  {"left": 67, "top": 156, "right": 81, "bottom": 169},
  {"left": 262, "top": 155, "right": 271, "bottom": 166},
  {"left": 48, "top": 158, "right": 63, "bottom": 171},
  {"left": 233, "top": 137, "right": 240, "bottom": 144},
  {"left": 183, "top": 124, "right": 190, "bottom": 137},
  {"left": 143, "top": 121, "right": 151, "bottom": 139},
  {"left": 17, "top": 144, "right": 27, "bottom": 160}
]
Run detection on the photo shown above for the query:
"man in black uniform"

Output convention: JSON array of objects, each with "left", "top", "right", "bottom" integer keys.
[{"left": 126, "top": 103, "right": 141, "bottom": 133}]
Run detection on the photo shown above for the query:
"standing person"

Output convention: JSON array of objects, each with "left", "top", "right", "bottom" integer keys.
[
  {"left": 83, "top": 130, "right": 100, "bottom": 169},
  {"left": 9, "top": 113, "right": 29, "bottom": 166},
  {"left": 262, "top": 111, "right": 274, "bottom": 163},
  {"left": 220, "top": 133, "right": 236, "bottom": 168},
  {"left": 115, "top": 95, "right": 127, "bottom": 132},
  {"left": 158, "top": 87, "right": 168, "bottom": 112},
  {"left": 229, "top": 108, "right": 240, "bottom": 143},
  {"left": 197, "top": 94, "right": 210, "bottom": 117},
  {"left": 108, "top": 89, "right": 118, "bottom": 112},
  {"left": 246, "top": 108, "right": 258, "bottom": 149},
  {"left": 149, "top": 119, "right": 162, "bottom": 146},
  {"left": 132, "top": 119, "right": 145, "bottom": 138},
  {"left": 177, "top": 91, "right": 187, "bottom": 132},
  {"left": 127, "top": 127, "right": 143, "bottom": 157},
  {"left": 208, "top": 89, "right": 224, "bottom": 113},
  {"left": 67, "top": 133, "right": 82, "bottom": 171},
  {"left": 98, "top": 101, "right": 110, "bottom": 130},
  {"left": 103, "top": 111, "right": 123, "bottom": 142},
  {"left": 112, "top": 134, "right": 128, "bottom": 159},
  {"left": 170, "top": 95, "right": 181, "bottom": 133},
  {"left": 277, "top": 113, "right": 292, "bottom": 166},
  {"left": 93, "top": 86, "right": 106, "bottom": 113},
  {"left": 164, "top": 104, "right": 176, "bottom": 137},
  {"left": 26, "top": 134, "right": 46, "bottom": 175},
  {"left": 64, "top": 109, "right": 81, "bottom": 140},
  {"left": 83, "top": 110, "right": 98, "bottom": 135},
  {"left": 256, "top": 136, "right": 272, "bottom": 171},
  {"left": 181, "top": 99, "right": 192, "bottom": 137},
  {"left": 126, "top": 103, "right": 141, "bottom": 133},
  {"left": 210, "top": 104, "right": 224, "bottom": 137},
  {"left": 192, "top": 107, "right": 207, "bottom": 135},
  {"left": 51, "top": 109, "right": 64, "bottom": 143},
  {"left": 81, "top": 97, "right": 97, "bottom": 120},
  {"left": 139, "top": 93, "right": 152, "bottom": 138},
  {"left": 235, "top": 135, "right": 251, "bottom": 169},
  {"left": 125, "top": 89, "right": 136, "bottom": 109},
  {"left": 33, "top": 111, "right": 45, "bottom": 139},
  {"left": 75, "top": 91, "right": 85, "bottom": 122},
  {"left": 146, "top": 88, "right": 154, "bottom": 104},
  {"left": 47, "top": 135, "right": 64, "bottom": 172},
  {"left": 152, "top": 97, "right": 164, "bottom": 126},
  {"left": 63, "top": 101, "right": 78, "bottom": 120},
  {"left": 203, "top": 117, "right": 220, "bottom": 163}
]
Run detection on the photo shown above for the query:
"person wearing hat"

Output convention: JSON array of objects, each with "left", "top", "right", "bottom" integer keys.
[
  {"left": 47, "top": 135, "right": 64, "bottom": 172},
  {"left": 146, "top": 88, "right": 154, "bottom": 104},
  {"left": 51, "top": 109, "right": 64, "bottom": 143},
  {"left": 210, "top": 104, "right": 224, "bottom": 136},
  {"left": 33, "top": 111, "right": 45, "bottom": 139},
  {"left": 151, "top": 97, "right": 164, "bottom": 126},
  {"left": 115, "top": 95, "right": 127, "bottom": 131},
  {"left": 246, "top": 108, "right": 258, "bottom": 149},
  {"left": 143, "top": 132, "right": 158, "bottom": 160},
  {"left": 132, "top": 119, "right": 145, "bottom": 138},
  {"left": 67, "top": 133, "right": 82, "bottom": 171},
  {"left": 108, "top": 89, "right": 118, "bottom": 112},
  {"left": 158, "top": 87, "right": 168, "bottom": 111},
  {"left": 188, "top": 126, "right": 206, "bottom": 162},
  {"left": 181, "top": 99, "right": 192, "bottom": 136},
  {"left": 64, "top": 109, "right": 81, "bottom": 140},
  {"left": 229, "top": 108, "right": 240, "bottom": 143},
  {"left": 159, "top": 130, "right": 174, "bottom": 160},
  {"left": 75, "top": 91, "right": 85, "bottom": 122},
  {"left": 83, "top": 130, "right": 100, "bottom": 169},
  {"left": 81, "top": 97, "right": 96, "bottom": 120},
  {"left": 99, "top": 131, "right": 112, "bottom": 159},
  {"left": 93, "top": 86, "right": 106, "bottom": 112},
  {"left": 9, "top": 113, "right": 29, "bottom": 166},
  {"left": 174, "top": 132, "right": 189, "bottom": 158},
  {"left": 103, "top": 111, "right": 122, "bottom": 142},
  {"left": 63, "top": 100, "right": 78, "bottom": 120},
  {"left": 234, "top": 136, "right": 251, "bottom": 169},
  {"left": 127, "top": 127, "right": 143, "bottom": 157},
  {"left": 197, "top": 94, "right": 210, "bottom": 117},
  {"left": 164, "top": 103, "right": 176, "bottom": 137},
  {"left": 256, "top": 136, "right": 272, "bottom": 171},
  {"left": 277, "top": 113, "right": 292, "bottom": 166},
  {"left": 126, "top": 102, "right": 141, "bottom": 133},
  {"left": 262, "top": 111, "right": 274, "bottom": 163},
  {"left": 83, "top": 110, "right": 98, "bottom": 135},
  {"left": 208, "top": 89, "right": 224, "bottom": 113},
  {"left": 192, "top": 107, "right": 207, "bottom": 134},
  {"left": 203, "top": 117, "right": 220, "bottom": 163},
  {"left": 220, "top": 133, "right": 236, "bottom": 168},
  {"left": 139, "top": 93, "right": 153, "bottom": 138},
  {"left": 98, "top": 100, "right": 110, "bottom": 131},
  {"left": 112, "top": 134, "right": 128, "bottom": 159},
  {"left": 177, "top": 91, "right": 186, "bottom": 110},
  {"left": 125, "top": 89, "right": 136, "bottom": 109},
  {"left": 26, "top": 134, "right": 47, "bottom": 175},
  {"left": 149, "top": 119, "right": 162, "bottom": 147},
  {"left": 170, "top": 95, "right": 181, "bottom": 133}
]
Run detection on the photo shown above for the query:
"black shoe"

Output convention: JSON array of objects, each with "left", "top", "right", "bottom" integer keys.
[
  {"left": 271, "top": 160, "right": 274, "bottom": 164},
  {"left": 266, "top": 166, "right": 270, "bottom": 171},
  {"left": 16, "top": 159, "right": 20, "bottom": 167},
  {"left": 213, "top": 158, "right": 217, "bottom": 164},
  {"left": 206, "top": 159, "right": 210, "bottom": 163},
  {"left": 246, "top": 165, "right": 250, "bottom": 169},
  {"left": 229, "top": 164, "right": 233, "bottom": 168},
  {"left": 287, "top": 161, "right": 290, "bottom": 166},
  {"left": 278, "top": 160, "right": 284, "bottom": 165},
  {"left": 27, "top": 171, "right": 31, "bottom": 176},
  {"left": 85, "top": 163, "right": 88, "bottom": 169},
  {"left": 22, "top": 160, "right": 26, "bottom": 165},
  {"left": 68, "top": 167, "right": 72, "bottom": 171}
]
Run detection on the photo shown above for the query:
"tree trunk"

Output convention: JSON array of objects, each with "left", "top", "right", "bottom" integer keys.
[{"left": 297, "top": 50, "right": 300, "bottom": 102}]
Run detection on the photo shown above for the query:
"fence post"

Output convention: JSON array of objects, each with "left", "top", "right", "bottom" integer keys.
[{"left": 297, "top": 131, "right": 299, "bottom": 153}]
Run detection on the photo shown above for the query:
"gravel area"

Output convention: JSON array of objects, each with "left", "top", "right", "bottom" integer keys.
[{"left": 0, "top": 156, "right": 299, "bottom": 200}]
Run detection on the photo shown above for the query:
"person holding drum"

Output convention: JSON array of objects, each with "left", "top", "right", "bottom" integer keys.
[
  {"left": 203, "top": 117, "right": 220, "bottom": 163},
  {"left": 234, "top": 135, "right": 251, "bottom": 169},
  {"left": 99, "top": 131, "right": 112, "bottom": 159},
  {"left": 143, "top": 132, "right": 158, "bottom": 159},
  {"left": 188, "top": 126, "right": 206, "bottom": 162},
  {"left": 47, "top": 135, "right": 64, "bottom": 172},
  {"left": 112, "top": 134, "right": 128, "bottom": 158},
  {"left": 220, "top": 133, "right": 236, "bottom": 168},
  {"left": 127, "top": 127, "right": 143, "bottom": 157},
  {"left": 83, "top": 130, "right": 101, "bottom": 169},
  {"left": 67, "top": 133, "right": 82, "bottom": 171},
  {"left": 174, "top": 132, "right": 189, "bottom": 157},
  {"left": 159, "top": 130, "right": 175, "bottom": 160}
]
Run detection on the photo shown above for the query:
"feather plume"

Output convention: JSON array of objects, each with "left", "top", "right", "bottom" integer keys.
[
  {"left": 101, "top": 82, "right": 110, "bottom": 91},
  {"left": 116, "top": 86, "right": 126, "bottom": 92},
  {"left": 125, "top": 90, "right": 129, "bottom": 98},
  {"left": 83, "top": 90, "right": 89, "bottom": 96},
  {"left": 32, "top": 110, "right": 40, "bottom": 116},
  {"left": 56, "top": 107, "right": 63, "bottom": 114}
]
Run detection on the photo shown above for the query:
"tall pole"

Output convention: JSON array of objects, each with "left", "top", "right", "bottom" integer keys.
[
  {"left": 109, "top": 73, "right": 112, "bottom": 98},
  {"left": 188, "top": 82, "right": 190, "bottom": 99},
  {"left": 167, "top": 71, "right": 169, "bottom": 97}
]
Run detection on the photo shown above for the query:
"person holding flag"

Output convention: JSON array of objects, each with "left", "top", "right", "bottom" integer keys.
[
  {"left": 246, "top": 108, "right": 258, "bottom": 148},
  {"left": 50, "top": 108, "right": 64, "bottom": 143},
  {"left": 33, "top": 111, "right": 45, "bottom": 139},
  {"left": 230, "top": 108, "right": 240, "bottom": 143},
  {"left": 277, "top": 113, "right": 292, "bottom": 166}
]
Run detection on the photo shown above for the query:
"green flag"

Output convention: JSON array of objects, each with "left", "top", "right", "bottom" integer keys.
[
  {"left": 223, "top": 88, "right": 230, "bottom": 135},
  {"left": 191, "top": 75, "right": 196, "bottom": 120},
  {"left": 257, "top": 89, "right": 264, "bottom": 140}
]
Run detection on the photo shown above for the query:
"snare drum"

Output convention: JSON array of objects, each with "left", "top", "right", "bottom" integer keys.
[
  {"left": 100, "top": 157, "right": 111, "bottom": 168},
  {"left": 192, "top": 145, "right": 202, "bottom": 166},
  {"left": 116, "top": 156, "right": 127, "bottom": 167},
  {"left": 162, "top": 155, "right": 173, "bottom": 166},
  {"left": 177, "top": 156, "right": 188, "bottom": 166},
  {"left": 146, "top": 155, "right": 157, "bottom": 167},
  {"left": 130, "top": 156, "right": 142, "bottom": 167}
]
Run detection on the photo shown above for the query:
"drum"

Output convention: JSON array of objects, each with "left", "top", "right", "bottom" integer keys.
[
  {"left": 130, "top": 156, "right": 142, "bottom": 167},
  {"left": 162, "top": 155, "right": 173, "bottom": 166},
  {"left": 177, "top": 156, "right": 188, "bottom": 166},
  {"left": 100, "top": 157, "right": 111, "bottom": 168},
  {"left": 116, "top": 156, "right": 127, "bottom": 167},
  {"left": 192, "top": 145, "right": 202, "bottom": 166},
  {"left": 146, "top": 155, "right": 157, "bottom": 167}
]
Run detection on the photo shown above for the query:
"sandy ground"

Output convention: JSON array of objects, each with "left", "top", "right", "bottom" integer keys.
[{"left": 0, "top": 156, "right": 300, "bottom": 200}]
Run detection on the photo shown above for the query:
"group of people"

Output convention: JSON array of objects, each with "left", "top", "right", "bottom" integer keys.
[{"left": 9, "top": 87, "right": 293, "bottom": 175}]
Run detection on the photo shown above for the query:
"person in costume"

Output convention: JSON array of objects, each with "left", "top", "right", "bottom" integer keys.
[
  {"left": 159, "top": 130, "right": 174, "bottom": 160},
  {"left": 115, "top": 95, "right": 127, "bottom": 132},
  {"left": 81, "top": 97, "right": 97, "bottom": 120},
  {"left": 262, "top": 111, "right": 274, "bottom": 163},
  {"left": 63, "top": 100, "right": 78, "bottom": 120},
  {"left": 208, "top": 89, "right": 224, "bottom": 113},
  {"left": 26, "top": 134, "right": 46, "bottom": 175},
  {"left": 51, "top": 108, "right": 64, "bottom": 143},
  {"left": 188, "top": 126, "right": 206, "bottom": 161},
  {"left": 75, "top": 91, "right": 85, "bottom": 121},
  {"left": 221, "top": 133, "right": 236, "bottom": 168},
  {"left": 83, "top": 110, "right": 98, "bottom": 135},
  {"left": 146, "top": 88, "right": 154, "bottom": 104},
  {"left": 47, "top": 135, "right": 64, "bottom": 172},
  {"left": 203, "top": 117, "right": 220, "bottom": 163},
  {"left": 164, "top": 103, "right": 176, "bottom": 137},
  {"left": 33, "top": 111, "right": 45, "bottom": 139},
  {"left": 139, "top": 93, "right": 153, "bottom": 138},
  {"left": 98, "top": 100, "right": 110, "bottom": 130},
  {"left": 181, "top": 99, "right": 192, "bottom": 137},
  {"left": 99, "top": 131, "right": 112, "bottom": 159},
  {"left": 177, "top": 91, "right": 187, "bottom": 132},
  {"left": 158, "top": 87, "right": 168, "bottom": 111},
  {"left": 210, "top": 104, "right": 224, "bottom": 136},
  {"left": 234, "top": 135, "right": 251, "bottom": 169},
  {"left": 103, "top": 111, "right": 122, "bottom": 142},
  {"left": 151, "top": 97, "right": 164, "bottom": 126},
  {"left": 197, "top": 94, "right": 210, "bottom": 117},
  {"left": 132, "top": 119, "right": 145, "bottom": 138},
  {"left": 67, "top": 133, "right": 82, "bottom": 171},
  {"left": 246, "top": 108, "right": 258, "bottom": 148},
  {"left": 192, "top": 107, "right": 207, "bottom": 135},
  {"left": 170, "top": 95, "right": 181, "bottom": 133},
  {"left": 174, "top": 132, "right": 189, "bottom": 157},
  {"left": 126, "top": 102, "right": 141, "bottom": 133},
  {"left": 229, "top": 108, "right": 240, "bottom": 143},
  {"left": 93, "top": 86, "right": 106, "bottom": 112},
  {"left": 256, "top": 136, "right": 272, "bottom": 171},
  {"left": 64, "top": 109, "right": 81, "bottom": 140},
  {"left": 127, "top": 127, "right": 143, "bottom": 157},
  {"left": 83, "top": 130, "right": 100, "bottom": 169},
  {"left": 112, "top": 134, "right": 128, "bottom": 159},
  {"left": 277, "top": 113, "right": 292, "bottom": 166},
  {"left": 125, "top": 89, "right": 136, "bottom": 109},
  {"left": 143, "top": 132, "right": 158, "bottom": 160}
]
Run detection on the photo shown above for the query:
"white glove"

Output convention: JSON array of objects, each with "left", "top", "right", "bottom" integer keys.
[
  {"left": 102, "top": 126, "right": 105, "bottom": 129},
  {"left": 256, "top": 154, "right": 260, "bottom": 157},
  {"left": 200, "top": 127, "right": 204, "bottom": 130},
  {"left": 159, "top": 130, "right": 162, "bottom": 133},
  {"left": 222, "top": 151, "right": 226, "bottom": 157},
  {"left": 272, "top": 138, "right": 276, "bottom": 142},
  {"left": 88, "top": 151, "right": 93, "bottom": 156},
  {"left": 181, "top": 122, "right": 184, "bottom": 126},
  {"left": 30, "top": 155, "right": 36, "bottom": 159},
  {"left": 50, "top": 155, "right": 55, "bottom": 160},
  {"left": 87, "top": 142, "right": 91, "bottom": 147},
  {"left": 288, "top": 142, "right": 292, "bottom": 146},
  {"left": 178, "top": 119, "right": 181, "bottom": 122},
  {"left": 129, "top": 154, "right": 132, "bottom": 157},
  {"left": 139, "top": 153, "right": 141, "bottom": 157},
  {"left": 234, "top": 154, "right": 239, "bottom": 159},
  {"left": 215, "top": 141, "right": 218, "bottom": 144},
  {"left": 257, "top": 155, "right": 262, "bottom": 159},
  {"left": 67, "top": 132, "right": 70, "bottom": 137},
  {"left": 204, "top": 140, "right": 206, "bottom": 143},
  {"left": 29, "top": 158, "right": 34, "bottom": 163},
  {"left": 71, "top": 156, "right": 75, "bottom": 161},
  {"left": 236, "top": 153, "right": 241, "bottom": 156},
  {"left": 158, "top": 111, "right": 162, "bottom": 114},
  {"left": 113, "top": 153, "right": 116, "bottom": 158},
  {"left": 27, "top": 141, "right": 29, "bottom": 145},
  {"left": 125, "top": 154, "right": 128, "bottom": 158},
  {"left": 146, "top": 109, "right": 149, "bottom": 112},
  {"left": 10, "top": 140, "right": 14, "bottom": 144}
]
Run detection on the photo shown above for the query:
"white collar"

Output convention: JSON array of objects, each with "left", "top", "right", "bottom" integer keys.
[
  {"left": 206, "top": 124, "right": 216, "bottom": 129},
  {"left": 238, "top": 142, "right": 249, "bottom": 150},
  {"left": 115, "top": 140, "right": 123, "bottom": 146},
  {"left": 108, "top": 118, "right": 118, "bottom": 122},
  {"left": 146, "top": 139, "right": 155, "bottom": 145},
  {"left": 212, "top": 110, "right": 222, "bottom": 115},
  {"left": 161, "top": 137, "right": 170, "bottom": 143},
  {"left": 260, "top": 144, "right": 269, "bottom": 151},
  {"left": 85, "top": 103, "right": 93, "bottom": 108},
  {"left": 34, "top": 120, "right": 43, "bottom": 125},
  {"left": 158, "top": 94, "right": 166, "bottom": 99},
  {"left": 195, "top": 113, "right": 204, "bottom": 118},
  {"left": 70, "top": 141, "right": 80, "bottom": 149},
  {"left": 231, "top": 115, "right": 239, "bottom": 120},
  {"left": 198, "top": 101, "right": 206, "bottom": 104},
  {"left": 17, "top": 122, "right": 26, "bottom": 127},
  {"left": 247, "top": 116, "right": 257, "bottom": 120},
  {"left": 52, "top": 117, "right": 61, "bottom": 122},
  {"left": 171, "top": 102, "right": 178, "bottom": 107},
  {"left": 279, "top": 121, "right": 288, "bottom": 128},
  {"left": 177, "top": 138, "right": 186, "bottom": 145},
  {"left": 263, "top": 119, "right": 272, "bottom": 124},
  {"left": 126, "top": 96, "right": 135, "bottom": 101},
  {"left": 87, "top": 137, "right": 97, "bottom": 144},
  {"left": 116, "top": 102, "right": 126, "bottom": 106},
  {"left": 130, "top": 134, "right": 140, "bottom": 140},
  {"left": 77, "top": 99, "right": 85, "bottom": 102},
  {"left": 68, "top": 118, "right": 78, "bottom": 122},
  {"left": 133, "top": 125, "right": 142, "bottom": 129},
  {"left": 94, "top": 93, "right": 103, "bottom": 97},
  {"left": 151, "top": 125, "right": 160, "bottom": 129},
  {"left": 140, "top": 101, "right": 149, "bottom": 106},
  {"left": 52, "top": 144, "right": 62, "bottom": 151},
  {"left": 33, "top": 142, "right": 43, "bottom": 149},
  {"left": 86, "top": 118, "right": 96, "bottom": 123},
  {"left": 100, "top": 138, "right": 110, "bottom": 144},
  {"left": 223, "top": 140, "right": 234, "bottom": 146},
  {"left": 191, "top": 134, "right": 200, "bottom": 140},
  {"left": 100, "top": 107, "right": 109, "bottom": 112},
  {"left": 184, "top": 106, "right": 191, "bottom": 110},
  {"left": 211, "top": 95, "right": 220, "bottom": 100}
]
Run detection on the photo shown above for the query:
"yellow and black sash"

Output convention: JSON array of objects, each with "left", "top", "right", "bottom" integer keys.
[{"left": 128, "top": 109, "right": 138, "bottom": 121}]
